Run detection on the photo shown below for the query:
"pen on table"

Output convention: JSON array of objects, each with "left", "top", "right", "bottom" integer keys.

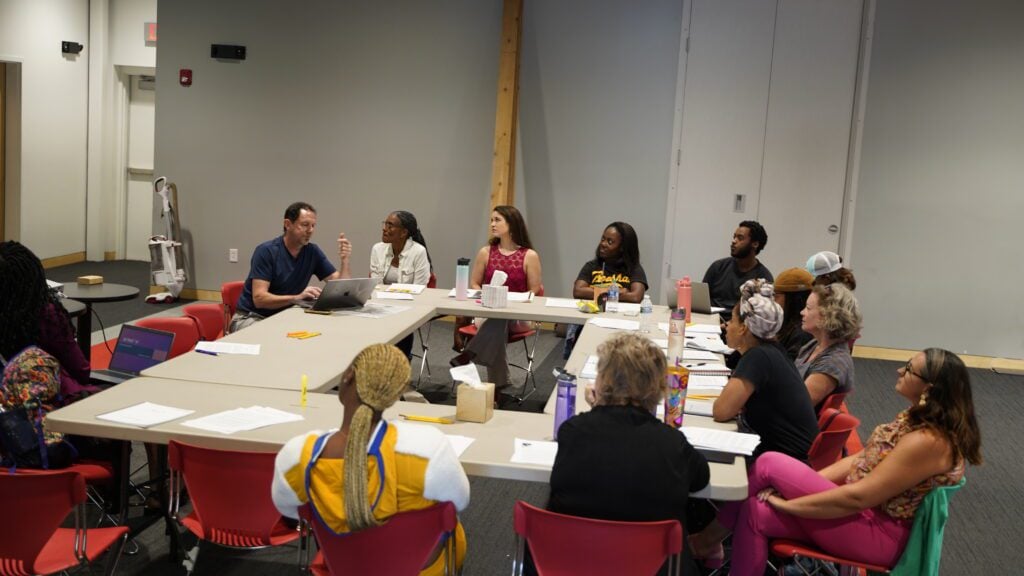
[
  {"left": 300, "top": 374, "right": 308, "bottom": 408},
  {"left": 196, "top": 349, "right": 218, "bottom": 357},
  {"left": 400, "top": 414, "right": 454, "bottom": 425}
]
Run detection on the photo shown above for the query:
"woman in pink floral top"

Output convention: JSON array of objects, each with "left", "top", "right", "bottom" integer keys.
[{"left": 692, "top": 348, "right": 982, "bottom": 575}]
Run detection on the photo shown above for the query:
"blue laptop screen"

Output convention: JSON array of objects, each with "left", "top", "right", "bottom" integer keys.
[{"left": 108, "top": 325, "right": 175, "bottom": 375}]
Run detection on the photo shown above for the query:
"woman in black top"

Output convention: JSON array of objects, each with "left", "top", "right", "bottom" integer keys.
[
  {"left": 544, "top": 332, "right": 709, "bottom": 575},
  {"left": 713, "top": 279, "right": 818, "bottom": 461},
  {"left": 563, "top": 222, "right": 647, "bottom": 358}
]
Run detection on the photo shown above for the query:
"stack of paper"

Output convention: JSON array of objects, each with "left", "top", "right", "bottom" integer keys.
[
  {"left": 510, "top": 438, "right": 558, "bottom": 466},
  {"left": 180, "top": 406, "right": 304, "bottom": 435},
  {"left": 377, "top": 283, "right": 426, "bottom": 294},
  {"left": 684, "top": 401, "right": 714, "bottom": 417},
  {"left": 681, "top": 427, "right": 761, "bottom": 456},
  {"left": 97, "top": 402, "right": 195, "bottom": 428},
  {"left": 373, "top": 291, "right": 414, "bottom": 301},
  {"left": 689, "top": 375, "right": 729, "bottom": 389},
  {"left": 506, "top": 291, "right": 534, "bottom": 303},
  {"left": 579, "top": 355, "right": 599, "bottom": 379}
]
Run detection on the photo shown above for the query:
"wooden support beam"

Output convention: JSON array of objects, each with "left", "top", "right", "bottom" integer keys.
[{"left": 489, "top": 0, "right": 523, "bottom": 209}]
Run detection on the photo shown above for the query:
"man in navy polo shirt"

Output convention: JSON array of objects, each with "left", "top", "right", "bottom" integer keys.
[{"left": 229, "top": 202, "right": 352, "bottom": 332}]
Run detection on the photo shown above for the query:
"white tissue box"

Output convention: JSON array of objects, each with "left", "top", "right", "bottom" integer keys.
[
  {"left": 456, "top": 383, "right": 495, "bottom": 423},
  {"left": 481, "top": 285, "right": 508, "bottom": 309}
]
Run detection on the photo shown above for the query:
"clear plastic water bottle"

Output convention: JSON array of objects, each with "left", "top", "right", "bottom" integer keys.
[
  {"left": 605, "top": 283, "right": 620, "bottom": 313},
  {"left": 455, "top": 258, "right": 470, "bottom": 301},
  {"left": 639, "top": 294, "right": 654, "bottom": 333},
  {"left": 553, "top": 372, "right": 577, "bottom": 440}
]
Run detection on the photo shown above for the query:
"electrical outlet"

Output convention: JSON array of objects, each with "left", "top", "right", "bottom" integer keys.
[{"left": 229, "top": 248, "right": 238, "bottom": 263}]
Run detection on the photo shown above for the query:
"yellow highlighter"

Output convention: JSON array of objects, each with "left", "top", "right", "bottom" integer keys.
[
  {"left": 300, "top": 374, "right": 308, "bottom": 408},
  {"left": 297, "top": 332, "right": 321, "bottom": 340},
  {"left": 400, "top": 414, "right": 454, "bottom": 425}
]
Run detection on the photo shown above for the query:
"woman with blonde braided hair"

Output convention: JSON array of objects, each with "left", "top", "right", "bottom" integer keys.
[{"left": 273, "top": 344, "right": 470, "bottom": 575}]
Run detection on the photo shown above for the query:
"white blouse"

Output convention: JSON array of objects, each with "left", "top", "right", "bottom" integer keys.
[{"left": 368, "top": 240, "right": 431, "bottom": 286}]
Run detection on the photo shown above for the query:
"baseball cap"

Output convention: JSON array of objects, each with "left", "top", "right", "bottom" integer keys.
[{"left": 806, "top": 251, "right": 843, "bottom": 277}]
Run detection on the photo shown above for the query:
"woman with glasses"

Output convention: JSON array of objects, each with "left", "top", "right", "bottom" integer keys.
[
  {"left": 795, "top": 283, "right": 862, "bottom": 412},
  {"left": 369, "top": 211, "right": 432, "bottom": 358},
  {"left": 701, "top": 348, "right": 982, "bottom": 576}
]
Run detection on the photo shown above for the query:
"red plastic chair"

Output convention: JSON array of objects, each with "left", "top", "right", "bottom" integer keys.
[
  {"left": 0, "top": 470, "right": 128, "bottom": 576},
  {"left": 808, "top": 409, "right": 860, "bottom": 471},
  {"left": 819, "top": 392, "right": 848, "bottom": 417},
  {"left": 134, "top": 317, "right": 200, "bottom": 359},
  {"left": 221, "top": 280, "right": 245, "bottom": 331},
  {"left": 299, "top": 502, "right": 457, "bottom": 576},
  {"left": 183, "top": 302, "right": 226, "bottom": 341},
  {"left": 512, "top": 501, "right": 684, "bottom": 576},
  {"left": 458, "top": 285, "right": 545, "bottom": 402},
  {"left": 168, "top": 441, "right": 300, "bottom": 574},
  {"left": 771, "top": 539, "right": 890, "bottom": 575}
]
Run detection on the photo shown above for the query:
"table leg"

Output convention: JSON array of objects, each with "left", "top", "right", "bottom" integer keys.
[{"left": 77, "top": 303, "right": 94, "bottom": 363}]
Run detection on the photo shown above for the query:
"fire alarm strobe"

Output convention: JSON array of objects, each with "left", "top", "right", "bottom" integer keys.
[{"left": 180, "top": 69, "right": 192, "bottom": 87}]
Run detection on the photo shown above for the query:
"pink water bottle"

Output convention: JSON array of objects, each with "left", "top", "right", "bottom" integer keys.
[{"left": 676, "top": 276, "right": 692, "bottom": 323}]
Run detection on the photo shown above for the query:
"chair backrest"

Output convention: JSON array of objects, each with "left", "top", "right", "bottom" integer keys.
[
  {"left": 0, "top": 471, "right": 85, "bottom": 573},
  {"left": 298, "top": 502, "right": 456, "bottom": 576},
  {"left": 221, "top": 281, "right": 245, "bottom": 317},
  {"left": 168, "top": 440, "right": 284, "bottom": 547},
  {"left": 808, "top": 409, "right": 860, "bottom": 471},
  {"left": 134, "top": 317, "right": 200, "bottom": 359},
  {"left": 427, "top": 272, "right": 437, "bottom": 289},
  {"left": 890, "top": 477, "right": 965, "bottom": 576},
  {"left": 513, "top": 501, "right": 682, "bottom": 576},
  {"left": 819, "top": 392, "right": 848, "bottom": 417},
  {"left": 183, "top": 303, "right": 226, "bottom": 341}
]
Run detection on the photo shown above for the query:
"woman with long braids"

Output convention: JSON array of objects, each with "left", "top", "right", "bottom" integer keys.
[
  {"left": 273, "top": 344, "right": 470, "bottom": 575},
  {"left": 369, "top": 210, "right": 432, "bottom": 357},
  {"left": 0, "top": 241, "right": 95, "bottom": 401}
]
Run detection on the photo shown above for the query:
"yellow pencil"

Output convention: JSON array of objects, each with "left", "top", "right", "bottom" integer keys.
[
  {"left": 400, "top": 414, "right": 454, "bottom": 425},
  {"left": 297, "top": 332, "right": 321, "bottom": 339},
  {"left": 300, "top": 374, "right": 308, "bottom": 408}
]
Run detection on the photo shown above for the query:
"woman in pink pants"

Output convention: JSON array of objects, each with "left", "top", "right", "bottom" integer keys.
[{"left": 693, "top": 347, "right": 982, "bottom": 575}]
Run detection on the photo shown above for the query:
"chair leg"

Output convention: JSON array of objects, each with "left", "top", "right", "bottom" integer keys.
[
  {"left": 415, "top": 324, "right": 432, "bottom": 388},
  {"left": 102, "top": 533, "right": 128, "bottom": 576},
  {"left": 512, "top": 534, "right": 525, "bottom": 576},
  {"left": 510, "top": 331, "right": 539, "bottom": 403},
  {"left": 182, "top": 539, "right": 203, "bottom": 576}
]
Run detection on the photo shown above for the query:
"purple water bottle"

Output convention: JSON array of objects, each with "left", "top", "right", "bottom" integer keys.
[{"left": 553, "top": 372, "right": 577, "bottom": 440}]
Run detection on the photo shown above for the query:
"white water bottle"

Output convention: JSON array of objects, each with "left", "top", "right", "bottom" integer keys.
[
  {"left": 606, "top": 283, "right": 620, "bottom": 313},
  {"left": 639, "top": 294, "right": 654, "bottom": 333}
]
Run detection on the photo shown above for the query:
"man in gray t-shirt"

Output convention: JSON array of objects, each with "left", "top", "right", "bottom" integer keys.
[{"left": 703, "top": 221, "right": 773, "bottom": 322}]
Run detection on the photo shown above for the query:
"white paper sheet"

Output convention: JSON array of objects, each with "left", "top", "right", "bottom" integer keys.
[
  {"left": 579, "top": 355, "right": 599, "bottom": 380},
  {"left": 339, "top": 303, "right": 410, "bottom": 318},
  {"left": 373, "top": 291, "right": 415, "bottom": 300},
  {"left": 377, "top": 283, "right": 426, "bottom": 294},
  {"left": 544, "top": 297, "right": 582, "bottom": 309},
  {"left": 681, "top": 427, "right": 761, "bottom": 456},
  {"left": 96, "top": 402, "right": 195, "bottom": 428},
  {"left": 616, "top": 302, "right": 641, "bottom": 315},
  {"left": 684, "top": 401, "right": 714, "bottom": 417},
  {"left": 588, "top": 318, "right": 640, "bottom": 331},
  {"left": 510, "top": 438, "right": 558, "bottom": 466},
  {"left": 689, "top": 375, "right": 730, "bottom": 389},
  {"left": 447, "top": 288, "right": 482, "bottom": 299},
  {"left": 710, "top": 306, "right": 727, "bottom": 314},
  {"left": 685, "top": 323, "right": 723, "bottom": 335},
  {"left": 507, "top": 292, "right": 534, "bottom": 303},
  {"left": 682, "top": 350, "right": 720, "bottom": 361},
  {"left": 195, "top": 342, "right": 261, "bottom": 355},
  {"left": 445, "top": 435, "right": 475, "bottom": 457},
  {"left": 180, "top": 405, "right": 304, "bottom": 435}
]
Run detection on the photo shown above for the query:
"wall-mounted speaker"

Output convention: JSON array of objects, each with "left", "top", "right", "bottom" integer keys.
[
  {"left": 61, "top": 41, "right": 84, "bottom": 54},
  {"left": 211, "top": 44, "right": 246, "bottom": 60}
]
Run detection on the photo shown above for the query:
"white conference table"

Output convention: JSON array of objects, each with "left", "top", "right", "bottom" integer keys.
[
  {"left": 45, "top": 377, "right": 747, "bottom": 500},
  {"left": 142, "top": 288, "right": 671, "bottom": 393}
]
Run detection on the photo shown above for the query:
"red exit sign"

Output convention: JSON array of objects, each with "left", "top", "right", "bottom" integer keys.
[{"left": 145, "top": 22, "right": 157, "bottom": 44}]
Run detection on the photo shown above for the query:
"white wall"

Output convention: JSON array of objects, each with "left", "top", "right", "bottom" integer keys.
[
  {"left": 850, "top": 0, "right": 1024, "bottom": 358},
  {"left": 0, "top": 0, "right": 90, "bottom": 257},
  {"left": 111, "top": 0, "right": 156, "bottom": 69}
]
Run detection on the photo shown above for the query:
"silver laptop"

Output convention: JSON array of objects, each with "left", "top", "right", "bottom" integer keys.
[
  {"left": 666, "top": 280, "right": 713, "bottom": 314},
  {"left": 297, "top": 277, "right": 381, "bottom": 311},
  {"left": 90, "top": 324, "right": 176, "bottom": 385}
]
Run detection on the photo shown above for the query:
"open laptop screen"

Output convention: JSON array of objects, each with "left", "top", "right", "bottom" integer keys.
[{"left": 108, "top": 324, "right": 175, "bottom": 375}]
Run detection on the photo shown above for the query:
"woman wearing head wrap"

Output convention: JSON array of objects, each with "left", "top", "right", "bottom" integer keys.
[
  {"left": 272, "top": 344, "right": 470, "bottom": 575},
  {"left": 712, "top": 279, "right": 819, "bottom": 461}
]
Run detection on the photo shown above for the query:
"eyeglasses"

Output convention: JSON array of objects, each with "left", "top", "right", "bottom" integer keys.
[
  {"left": 381, "top": 221, "right": 400, "bottom": 230},
  {"left": 900, "top": 360, "right": 926, "bottom": 381}
]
